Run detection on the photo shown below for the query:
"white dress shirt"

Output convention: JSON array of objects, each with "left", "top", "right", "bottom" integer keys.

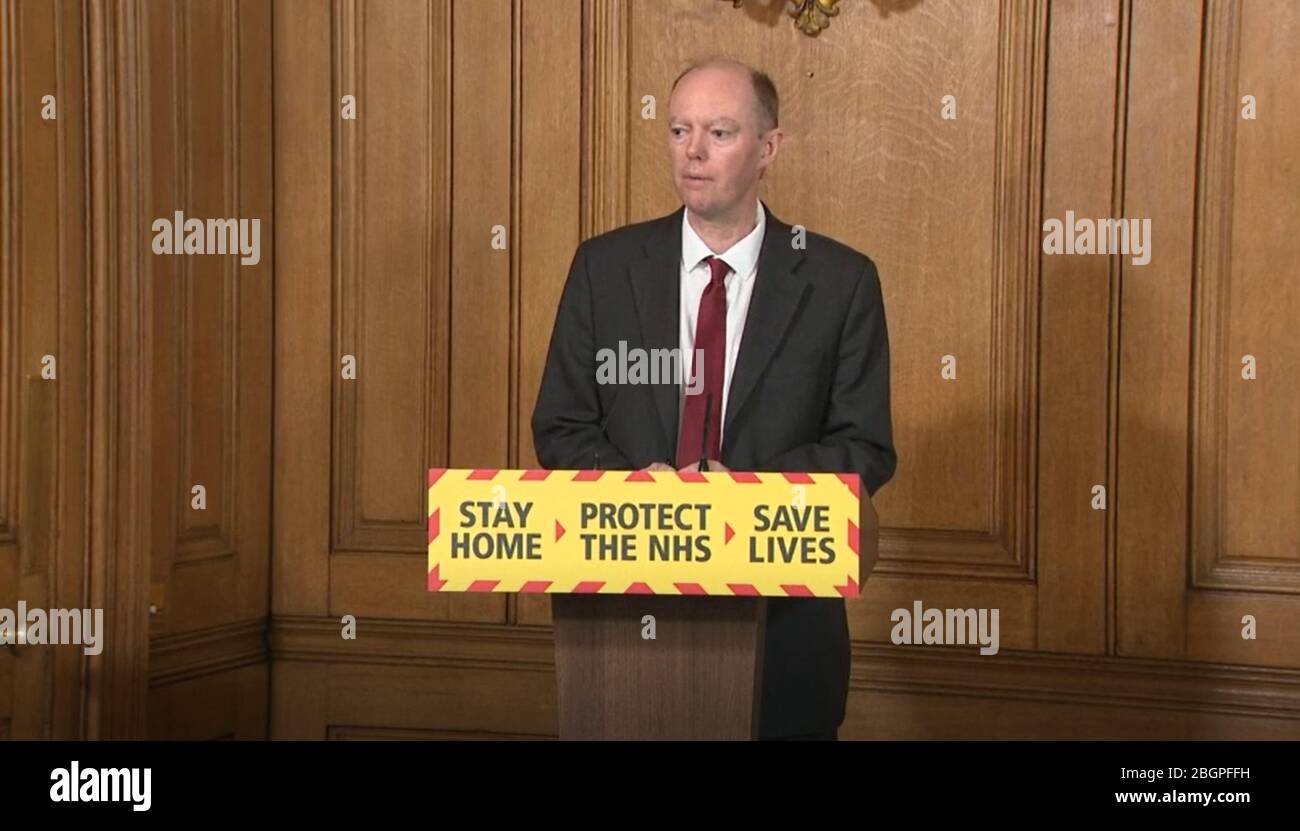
[{"left": 679, "top": 200, "right": 766, "bottom": 446}]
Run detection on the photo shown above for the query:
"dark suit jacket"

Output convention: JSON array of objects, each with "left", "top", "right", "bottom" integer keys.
[{"left": 531, "top": 202, "right": 897, "bottom": 738}]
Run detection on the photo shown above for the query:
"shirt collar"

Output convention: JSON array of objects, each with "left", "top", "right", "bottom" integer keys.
[{"left": 681, "top": 200, "right": 766, "bottom": 282}]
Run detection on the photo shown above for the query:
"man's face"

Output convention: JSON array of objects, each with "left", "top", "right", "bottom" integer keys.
[{"left": 667, "top": 66, "right": 777, "bottom": 220}]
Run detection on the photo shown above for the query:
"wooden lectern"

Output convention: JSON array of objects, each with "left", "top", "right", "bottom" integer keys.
[{"left": 551, "top": 493, "right": 879, "bottom": 740}]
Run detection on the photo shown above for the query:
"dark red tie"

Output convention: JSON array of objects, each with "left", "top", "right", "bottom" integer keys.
[{"left": 676, "top": 255, "right": 730, "bottom": 468}]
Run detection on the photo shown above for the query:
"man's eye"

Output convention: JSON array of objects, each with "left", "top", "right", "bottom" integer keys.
[{"left": 712, "top": 130, "right": 730, "bottom": 139}]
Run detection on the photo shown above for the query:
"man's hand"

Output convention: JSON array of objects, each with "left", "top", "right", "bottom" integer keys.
[
  {"left": 676, "top": 460, "right": 730, "bottom": 474},
  {"left": 640, "top": 462, "right": 675, "bottom": 472}
]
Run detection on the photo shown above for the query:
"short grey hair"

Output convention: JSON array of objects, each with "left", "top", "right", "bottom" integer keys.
[{"left": 670, "top": 58, "right": 779, "bottom": 133}]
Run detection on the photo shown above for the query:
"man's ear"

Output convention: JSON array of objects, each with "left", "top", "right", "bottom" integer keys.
[{"left": 759, "top": 127, "right": 784, "bottom": 171}]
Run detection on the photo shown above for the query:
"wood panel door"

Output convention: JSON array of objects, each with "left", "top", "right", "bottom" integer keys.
[
  {"left": 1117, "top": 0, "right": 1300, "bottom": 671},
  {"left": 271, "top": 0, "right": 580, "bottom": 738},
  {"left": 141, "top": 0, "right": 274, "bottom": 740}
]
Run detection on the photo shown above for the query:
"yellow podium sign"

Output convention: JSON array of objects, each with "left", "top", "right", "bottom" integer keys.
[{"left": 426, "top": 468, "right": 864, "bottom": 598}]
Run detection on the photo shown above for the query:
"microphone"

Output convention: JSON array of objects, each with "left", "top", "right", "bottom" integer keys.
[{"left": 697, "top": 392, "right": 712, "bottom": 473}]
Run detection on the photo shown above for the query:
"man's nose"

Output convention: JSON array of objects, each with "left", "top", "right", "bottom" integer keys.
[{"left": 686, "top": 132, "right": 706, "bottom": 160}]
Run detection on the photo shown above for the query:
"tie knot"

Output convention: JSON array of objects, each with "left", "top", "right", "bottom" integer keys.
[{"left": 704, "top": 256, "right": 731, "bottom": 287}]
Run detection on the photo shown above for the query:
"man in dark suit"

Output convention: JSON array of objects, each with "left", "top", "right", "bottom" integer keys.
[{"left": 531, "top": 58, "right": 896, "bottom": 739}]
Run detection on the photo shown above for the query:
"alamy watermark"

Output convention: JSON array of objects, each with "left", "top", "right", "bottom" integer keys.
[
  {"left": 50, "top": 762, "right": 150, "bottom": 812},
  {"left": 1042, "top": 211, "right": 1151, "bottom": 266},
  {"left": 596, "top": 340, "right": 704, "bottom": 395},
  {"left": 890, "top": 600, "right": 1000, "bottom": 656},
  {"left": 0, "top": 601, "right": 103, "bottom": 656},
  {"left": 151, "top": 210, "right": 261, "bottom": 266}
]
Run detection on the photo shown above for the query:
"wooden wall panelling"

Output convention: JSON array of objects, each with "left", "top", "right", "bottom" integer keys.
[
  {"left": 311, "top": 1, "right": 450, "bottom": 618},
  {"left": 1184, "top": 0, "right": 1300, "bottom": 667},
  {"left": 1114, "top": 0, "right": 1201, "bottom": 659},
  {"left": 1, "top": 0, "right": 90, "bottom": 740},
  {"left": 273, "top": 0, "right": 332, "bottom": 620},
  {"left": 445, "top": 0, "right": 511, "bottom": 623},
  {"left": 263, "top": 0, "right": 1300, "bottom": 739},
  {"left": 271, "top": 616, "right": 556, "bottom": 739},
  {"left": 1033, "top": 0, "right": 1121, "bottom": 654},
  {"left": 845, "top": 644, "right": 1300, "bottom": 738},
  {"left": 149, "top": 620, "right": 267, "bottom": 739},
  {"left": 0, "top": 0, "right": 14, "bottom": 738},
  {"left": 85, "top": 0, "right": 151, "bottom": 739},
  {"left": 274, "top": 0, "right": 553, "bottom": 738},
  {"left": 515, "top": 0, "right": 583, "bottom": 626},
  {"left": 142, "top": 0, "right": 272, "bottom": 740},
  {"left": 621, "top": 0, "right": 1062, "bottom": 653},
  {"left": 1119, "top": 0, "right": 1300, "bottom": 670},
  {"left": 323, "top": 0, "right": 484, "bottom": 623}
]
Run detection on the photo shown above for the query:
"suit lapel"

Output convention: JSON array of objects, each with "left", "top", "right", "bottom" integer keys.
[
  {"left": 627, "top": 208, "right": 684, "bottom": 459},
  {"left": 723, "top": 203, "right": 808, "bottom": 448},
  {"left": 626, "top": 202, "right": 808, "bottom": 460}
]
